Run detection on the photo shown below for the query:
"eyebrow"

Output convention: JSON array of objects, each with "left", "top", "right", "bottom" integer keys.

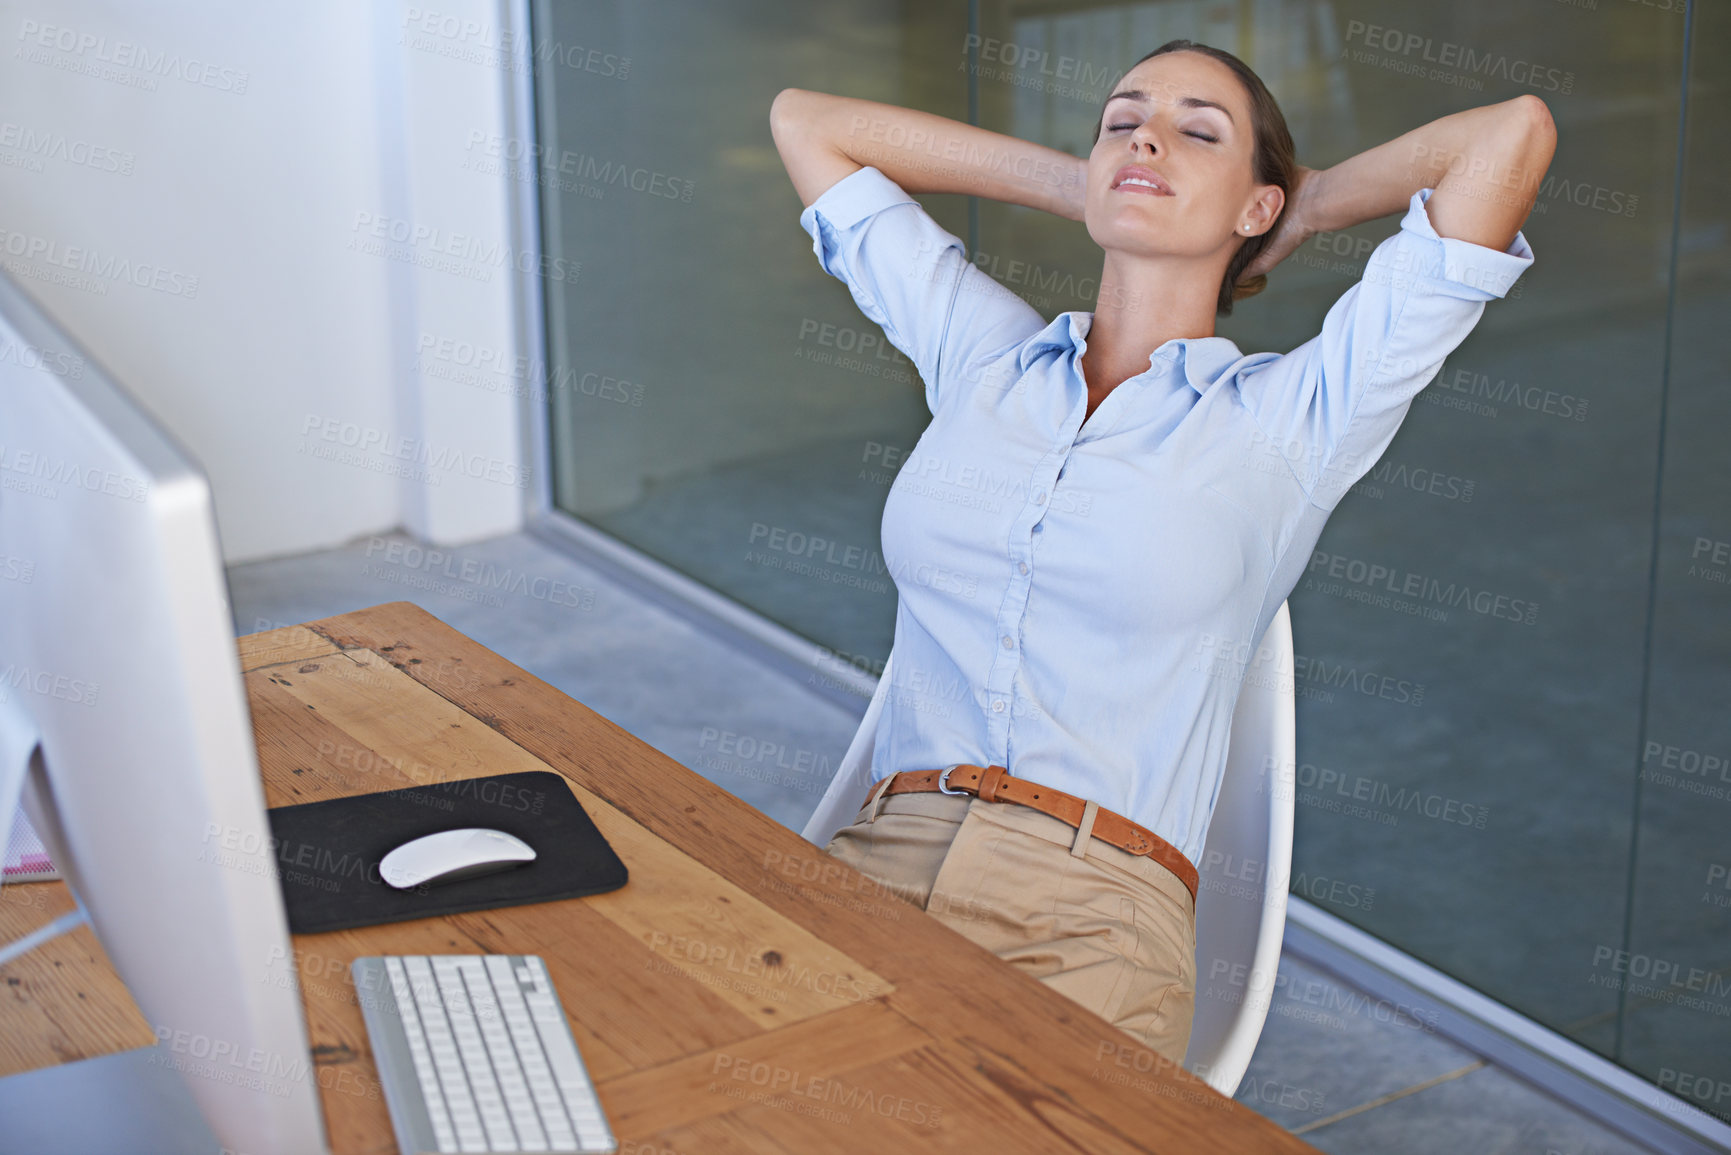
[{"left": 1102, "top": 90, "right": 1236, "bottom": 125}]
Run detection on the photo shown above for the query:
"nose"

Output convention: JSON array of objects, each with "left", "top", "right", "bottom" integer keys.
[{"left": 1129, "top": 117, "right": 1162, "bottom": 156}]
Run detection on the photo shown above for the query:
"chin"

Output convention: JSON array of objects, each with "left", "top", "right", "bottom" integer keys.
[{"left": 1087, "top": 218, "right": 1174, "bottom": 258}]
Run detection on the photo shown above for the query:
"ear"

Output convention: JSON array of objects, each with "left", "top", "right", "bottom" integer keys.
[{"left": 1242, "top": 184, "right": 1286, "bottom": 236}]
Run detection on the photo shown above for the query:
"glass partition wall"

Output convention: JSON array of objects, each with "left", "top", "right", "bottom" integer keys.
[{"left": 530, "top": 0, "right": 1727, "bottom": 1120}]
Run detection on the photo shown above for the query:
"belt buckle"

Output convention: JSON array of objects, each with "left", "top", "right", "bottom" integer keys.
[{"left": 937, "top": 764, "right": 969, "bottom": 795}]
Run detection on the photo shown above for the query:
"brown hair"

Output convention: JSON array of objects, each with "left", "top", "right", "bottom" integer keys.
[{"left": 1091, "top": 40, "right": 1296, "bottom": 315}]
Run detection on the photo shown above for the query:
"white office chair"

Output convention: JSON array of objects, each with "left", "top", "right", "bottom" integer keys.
[{"left": 800, "top": 603, "right": 1297, "bottom": 1097}]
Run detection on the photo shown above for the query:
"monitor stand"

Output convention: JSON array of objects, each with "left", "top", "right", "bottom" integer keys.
[
  {"left": 0, "top": 1043, "right": 225, "bottom": 1154},
  {"left": 0, "top": 700, "right": 87, "bottom": 968}
]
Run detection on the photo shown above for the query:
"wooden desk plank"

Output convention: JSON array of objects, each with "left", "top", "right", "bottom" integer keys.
[
  {"left": 624, "top": 1033, "right": 1169, "bottom": 1155},
  {"left": 296, "top": 602, "right": 1318, "bottom": 1153},
  {"left": 237, "top": 624, "right": 342, "bottom": 672},
  {"left": 597, "top": 997, "right": 934, "bottom": 1136},
  {"left": 0, "top": 881, "right": 155, "bottom": 1077}
]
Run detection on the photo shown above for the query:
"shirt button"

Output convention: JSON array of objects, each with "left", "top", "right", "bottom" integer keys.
[
  {"left": 1001, "top": 636, "right": 1013, "bottom": 650},
  {"left": 1034, "top": 492, "right": 1047, "bottom": 505},
  {"left": 1018, "top": 562, "right": 1029, "bottom": 574},
  {"left": 992, "top": 700, "right": 1005, "bottom": 713}
]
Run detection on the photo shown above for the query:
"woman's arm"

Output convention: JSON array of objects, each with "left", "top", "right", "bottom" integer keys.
[
  {"left": 770, "top": 88, "right": 1086, "bottom": 218},
  {"left": 1244, "top": 95, "right": 1556, "bottom": 279}
]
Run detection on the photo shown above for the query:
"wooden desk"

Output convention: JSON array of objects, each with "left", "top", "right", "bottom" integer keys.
[{"left": 3, "top": 601, "right": 1318, "bottom": 1153}]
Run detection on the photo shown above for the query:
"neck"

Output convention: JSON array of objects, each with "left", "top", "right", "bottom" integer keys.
[{"left": 1081, "top": 249, "right": 1223, "bottom": 395}]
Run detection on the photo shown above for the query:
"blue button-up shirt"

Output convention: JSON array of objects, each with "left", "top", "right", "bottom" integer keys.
[{"left": 799, "top": 165, "right": 1533, "bottom": 865}]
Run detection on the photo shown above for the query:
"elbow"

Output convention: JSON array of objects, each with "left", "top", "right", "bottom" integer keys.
[
  {"left": 1513, "top": 93, "right": 1555, "bottom": 141},
  {"left": 1507, "top": 94, "right": 1557, "bottom": 168},
  {"left": 770, "top": 88, "right": 810, "bottom": 136},
  {"left": 1463, "top": 95, "right": 1554, "bottom": 193},
  {"left": 1514, "top": 93, "right": 1554, "bottom": 127}
]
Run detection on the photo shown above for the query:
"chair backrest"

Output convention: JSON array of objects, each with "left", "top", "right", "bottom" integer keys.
[
  {"left": 800, "top": 604, "right": 1297, "bottom": 1097},
  {"left": 800, "top": 655, "right": 894, "bottom": 850},
  {"left": 1181, "top": 600, "right": 1296, "bottom": 1095}
]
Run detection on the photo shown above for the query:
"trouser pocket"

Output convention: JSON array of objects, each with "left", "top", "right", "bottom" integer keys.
[
  {"left": 821, "top": 792, "right": 970, "bottom": 909},
  {"left": 923, "top": 802, "right": 1195, "bottom": 1057}
]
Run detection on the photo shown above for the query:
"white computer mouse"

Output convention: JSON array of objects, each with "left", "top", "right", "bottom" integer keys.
[{"left": 379, "top": 828, "right": 538, "bottom": 889}]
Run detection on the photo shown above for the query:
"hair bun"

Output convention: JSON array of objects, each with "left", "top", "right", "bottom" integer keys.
[{"left": 1231, "top": 273, "right": 1268, "bottom": 302}]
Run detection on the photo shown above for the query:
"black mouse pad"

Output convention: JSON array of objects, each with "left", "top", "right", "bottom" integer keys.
[{"left": 265, "top": 770, "right": 628, "bottom": 934}]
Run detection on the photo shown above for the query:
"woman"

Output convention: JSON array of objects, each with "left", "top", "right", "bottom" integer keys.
[{"left": 768, "top": 40, "right": 1551, "bottom": 1065}]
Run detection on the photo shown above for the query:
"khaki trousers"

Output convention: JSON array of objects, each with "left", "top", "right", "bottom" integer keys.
[{"left": 821, "top": 782, "right": 1197, "bottom": 1064}]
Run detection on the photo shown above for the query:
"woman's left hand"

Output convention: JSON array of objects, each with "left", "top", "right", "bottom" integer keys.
[{"left": 1238, "top": 165, "right": 1318, "bottom": 283}]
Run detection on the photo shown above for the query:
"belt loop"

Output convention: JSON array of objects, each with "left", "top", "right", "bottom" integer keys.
[
  {"left": 1070, "top": 799, "right": 1100, "bottom": 858},
  {"left": 863, "top": 773, "right": 897, "bottom": 824},
  {"left": 977, "top": 763, "right": 1008, "bottom": 803}
]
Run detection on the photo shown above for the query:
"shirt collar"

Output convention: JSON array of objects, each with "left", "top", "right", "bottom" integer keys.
[{"left": 1018, "top": 310, "right": 1243, "bottom": 395}]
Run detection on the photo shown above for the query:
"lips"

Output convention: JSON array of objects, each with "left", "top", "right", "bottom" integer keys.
[{"left": 1111, "top": 163, "right": 1173, "bottom": 196}]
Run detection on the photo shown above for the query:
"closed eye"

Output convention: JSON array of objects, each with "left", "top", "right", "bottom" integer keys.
[{"left": 1106, "top": 122, "right": 1218, "bottom": 143}]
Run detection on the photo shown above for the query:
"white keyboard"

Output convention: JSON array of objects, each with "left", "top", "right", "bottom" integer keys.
[{"left": 353, "top": 954, "right": 616, "bottom": 1154}]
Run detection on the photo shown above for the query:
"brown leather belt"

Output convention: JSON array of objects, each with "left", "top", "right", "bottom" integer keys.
[{"left": 874, "top": 763, "right": 1198, "bottom": 905}]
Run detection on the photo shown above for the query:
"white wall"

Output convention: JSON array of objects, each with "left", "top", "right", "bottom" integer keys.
[
  {"left": 388, "top": 1, "right": 537, "bottom": 547},
  {"left": 0, "top": 1, "right": 528, "bottom": 563}
]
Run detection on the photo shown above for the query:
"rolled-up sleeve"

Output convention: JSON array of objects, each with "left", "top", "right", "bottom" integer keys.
[
  {"left": 798, "top": 165, "right": 1047, "bottom": 413},
  {"left": 1234, "top": 186, "right": 1535, "bottom": 511}
]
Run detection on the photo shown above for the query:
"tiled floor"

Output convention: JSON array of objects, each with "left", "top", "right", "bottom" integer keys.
[{"left": 220, "top": 525, "right": 1669, "bottom": 1154}]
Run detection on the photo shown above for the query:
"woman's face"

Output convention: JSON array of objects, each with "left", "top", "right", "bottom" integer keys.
[{"left": 1085, "top": 52, "right": 1281, "bottom": 264}]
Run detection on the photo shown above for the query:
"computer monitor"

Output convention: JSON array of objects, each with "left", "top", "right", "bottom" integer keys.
[{"left": 0, "top": 269, "right": 329, "bottom": 1154}]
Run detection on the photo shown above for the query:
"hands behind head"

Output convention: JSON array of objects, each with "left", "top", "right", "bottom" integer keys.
[{"left": 1238, "top": 164, "right": 1318, "bottom": 284}]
